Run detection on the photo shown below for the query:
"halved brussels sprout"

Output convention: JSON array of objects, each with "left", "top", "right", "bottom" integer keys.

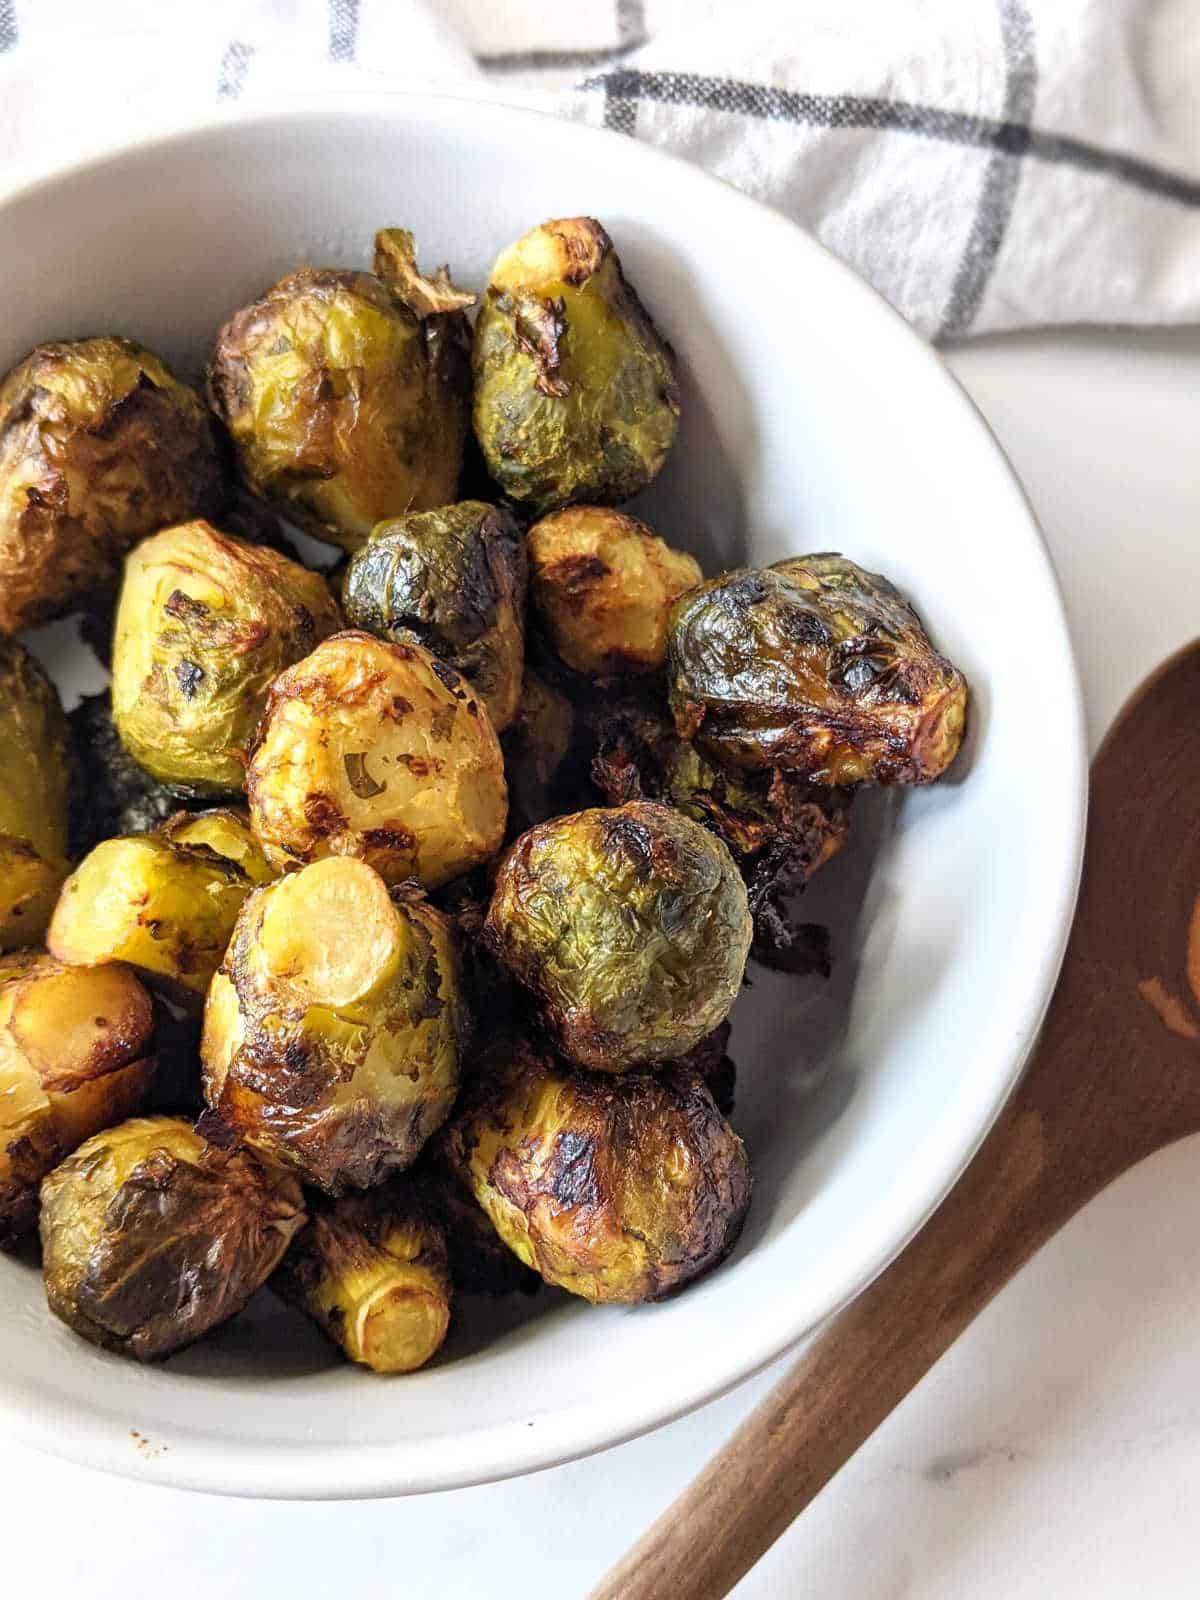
[
  {"left": 445, "top": 1037, "right": 751, "bottom": 1304},
  {"left": 592, "top": 695, "right": 849, "bottom": 960},
  {"left": 246, "top": 630, "right": 507, "bottom": 890},
  {"left": 668, "top": 554, "right": 968, "bottom": 785},
  {"left": 485, "top": 801, "right": 751, "bottom": 1072},
  {"left": 472, "top": 218, "right": 680, "bottom": 514},
  {"left": 208, "top": 229, "right": 473, "bottom": 553},
  {"left": 158, "top": 808, "right": 274, "bottom": 884},
  {"left": 500, "top": 668, "right": 578, "bottom": 836},
  {"left": 68, "top": 693, "right": 192, "bottom": 859},
  {"left": 0, "top": 952, "right": 154, "bottom": 1245},
  {"left": 342, "top": 501, "right": 527, "bottom": 732},
  {"left": 0, "top": 638, "right": 70, "bottom": 951},
  {"left": 39, "top": 1115, "right": 305, "bottom": 1360},
  {"left": 528, "top": 506, "right": 701, "bottom": 678},
  {"left": 47, "top": 833, "right": 256, "bottom": 1004},
  {"left": 111, "top": 520, "right": 341, "bottom": 796},
  {"left": 0, "top": 338, "right": 224, "bottom": 633},
  {"left": 273, "top": 1187, "right": 452, "bottom": 1372},
  {"left": 200, "top": 857, "right": 467, "bottom": 1193}
]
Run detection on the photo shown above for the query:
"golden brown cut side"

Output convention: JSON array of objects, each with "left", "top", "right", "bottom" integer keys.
[
  {"left": 0, "top": 338, "right": 224, "bottom": 633},
  {"left": 39, "top": 1115, "right": 305, "bottom": 1360},
  {"left": 273, "top": 1186, "right": 452, "bottom": 1372},
  {"left": 342, "top": 500, "right": 527, "bottom": 732},
  {"left": 485, "top": 801, "right": 751, "bottom": 1072},
  {"left": 445, "top": 1037, "right": 751, "bottom": 1304},
  {"left": 668, "top": 553, "right": 967, "bottom": 785},
  {"left": 208, "top": 228, "right": 473, "bottom": 553},
  {"left": 111, "top": 520, "right": 341, "bottom": 795},
  {"left": 200, "top": 858, "right": 467, "bottom": 1193},
  {"left": 528, "top": 506, "right": 701, "bottom": 678},
  {"left": 246, "top": 630, "right": 507, "bottom": 889},
  {"left": 472, "top": 217, "right": 680, "bottom": 515},
  {"left": 47, "top": 832, "right": 258, "bottom": 1005},
  {"left": 0, "top": 953, "right": 154, "bottom": 1245},
  {"left": 0, "top": 638, "right": 70, "bottom": 951}
]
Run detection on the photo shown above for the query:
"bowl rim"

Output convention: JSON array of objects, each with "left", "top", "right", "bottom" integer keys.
[{"left": 0, "top": 90, "right": 1088, "bottom": 1500}]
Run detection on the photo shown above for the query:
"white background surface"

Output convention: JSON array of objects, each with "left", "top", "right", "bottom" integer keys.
[{"left": 4, "top": 325, "right": 1200, "bottom": 1596}]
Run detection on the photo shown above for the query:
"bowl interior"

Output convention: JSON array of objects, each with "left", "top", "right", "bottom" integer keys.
[{"left": 0, "top": 99, "right": 1084, "bottom": 1498}]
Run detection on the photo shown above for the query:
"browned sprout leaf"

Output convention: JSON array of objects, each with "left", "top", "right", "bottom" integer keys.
[{"left": 39, "top": 1116, "right": 305, "bottom": 1360}]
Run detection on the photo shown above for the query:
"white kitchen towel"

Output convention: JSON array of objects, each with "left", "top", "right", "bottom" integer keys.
[{"left": 2, "top": 0, "right": 1199, "bottom": 338}]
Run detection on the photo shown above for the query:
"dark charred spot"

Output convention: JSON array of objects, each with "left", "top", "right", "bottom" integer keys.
[
  {"left": 548, "top": 1131, "right": 600, "bottom": 1208},
  {"left": 396, "top": 753, "right": 431, "bottom": 778},
  {"left": 598, "top": 812, "right": 657, "bottom": 882},
  {"left": 778, "top": 605, "right": 834, "bottom": 649},
  {"left": 549, "top": 554, "right": 609, "bottom": 614},
  {"left": 389, "top": 695, "right": 414, "bottom": 720},
  {"left": 163, "top": 589, "right": 210, "bottom": 623},
  {"left": 730, "top": 572, "right": 771, "bottom": 608},
  {"left": 362, "top": 825, "right": 416, "bottom": 853},
  {"left": 303, "top": 791, "right": 347, "bottom": 834},
  {"left": 430, "top": 657, "right": 466, "bottom": 695},
  {"left": 292, "top": 604, "right": 316, "bottom": 650},
  {"left": 175, "top": 660, "right": 205, "bottom": 698},
  {"left": 513, "top": 297, "right": 570, "bottom": 400}
]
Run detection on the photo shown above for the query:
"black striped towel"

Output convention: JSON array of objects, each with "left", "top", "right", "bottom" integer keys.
[{"left": 2, "top": 0, "right": 1197, "bottom": 338}]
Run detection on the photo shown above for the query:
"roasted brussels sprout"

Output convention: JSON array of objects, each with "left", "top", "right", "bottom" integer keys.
[
  {"left": 0, "top": 639, "right": 70, "bottom": 951},
  {"left": 593, "top": 696, "right": 849, "bottom": 959},
  {"left": 668, "top": 554, "right": 967, "bottom": 785},
  {"left": 273, "top": 1188, "right": 452, "bottom": 1372},
  {"left": 158, "top": 807, "right": 274, "bottom": 885},
  {"left": 528, "top": 506, "right": 701, "bottom": 678},
  {"left": 342, "top": 501, "right": 527, "bottom": 732},
  {"left": 0, "top": 952, "right": 154, "bottom": 1245},
  {"left": 111, "top": 520, "right": 340, "bottom": 796},
  {"left": 472, "top": 218, "right": 680, "bottom": 514},
  {"left": 485, "top": 801, "right": 751, "bottom": 1072},
  {"left": 67, "top": 694, "right": 198, "bottom": 859},
  {"left": 200, "top": 857, "right": 467, "bottom": 1192},
  {"left": 246, "top": 630, "right": 507, "bottom": 890},
  {"left": 446, "top": 1037, "right": 751, "bottom": 1303},
  {"left": 0, "top": 338, "right": 224, "bottom": 633},
  {"left": 39, "top": 1116, "right": 304, "bottom": 1360},
  {"left": 47, "top": 833, "right": 256, "bottom": 1003},
  {"left": 208, "top": 229, "right": 473, "bottom": 553}
]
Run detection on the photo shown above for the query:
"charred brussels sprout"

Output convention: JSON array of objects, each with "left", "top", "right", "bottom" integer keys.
[
  {"left": 0, "top": 639, "right": 70, "bottom": 950},
  {"left": 0, "top": 338, "right": 224, "bottom": 633},
  {"left": 593, "top": 696, "right": 849, "bottom": 958},
  {"left": 200, "top": 857, "right": 467, "bottom": 1192},
  {"left": 446, "top": 1038, "right": 750, "bottom": 1303},
  {"left": 111, "top": 520, "right": 340, "bottom": 796},
  {"left": 158, "top": 807, "right": 274, "bottom": 885},
  {"left": 68, "top": 693, "right": 193, "bottom": 857},
  {"left": 485, "top": 801, "right": 751, "bottom": 1072},
  {"left": 0, "top": 953, "right": 154, "bottom": 1245},
  {"left": 47, "top": 832, "right": 256, "bottom": 1004},
  {"left": 528, "top": 507, "right": 701, "bottom": 678},
  {"left": 668, "top": 554, "right": 967, "bottom": 785},
  {"left": 472, "top": 218, "right": 680, "bottom": 514},
  {"left": 342, "top": 501, "right": 527, "bottom": 732},
  {"left": 274, "top": 1187, "right": 452, "bottom": 1372},
  {"left": 208, "top": 229, "right": 473, "bottom": 553},
  {"left": 247, "top": 631, "right": 507, "bottom": 890},
  {"left": 500, "top": 669, "right": 578, "bottom": 835},
  {"left": 39, "top": 1116, "right": 304, "bottom": 1360}
]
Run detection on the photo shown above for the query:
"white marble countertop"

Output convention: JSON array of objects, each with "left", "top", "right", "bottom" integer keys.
[{"left": 6, "top": 325, "right": 1200, "bottom": 1598}]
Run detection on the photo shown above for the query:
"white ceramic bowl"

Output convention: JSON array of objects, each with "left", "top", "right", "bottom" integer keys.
[{"left": 0, "top": 97, "right": 1085, "bottom": 1499}]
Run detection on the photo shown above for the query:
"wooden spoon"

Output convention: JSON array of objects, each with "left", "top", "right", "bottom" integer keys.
[{"left": 592, "top": 640, "right": 1200, "bottom": 1600}]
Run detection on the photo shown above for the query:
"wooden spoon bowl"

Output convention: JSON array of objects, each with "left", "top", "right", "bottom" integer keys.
[{"left": 593, "top": 640, "right": 1200, "bottom": 1600}]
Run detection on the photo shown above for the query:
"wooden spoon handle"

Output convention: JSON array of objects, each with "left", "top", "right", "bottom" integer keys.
[{"left": 589, "top": 968, "right": 1172, "bottom": 1600}]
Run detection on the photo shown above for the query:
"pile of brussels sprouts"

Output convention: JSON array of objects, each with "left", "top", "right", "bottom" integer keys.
[{"left": 0, "top": 216, "right": 967, "bottom": 1374}]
